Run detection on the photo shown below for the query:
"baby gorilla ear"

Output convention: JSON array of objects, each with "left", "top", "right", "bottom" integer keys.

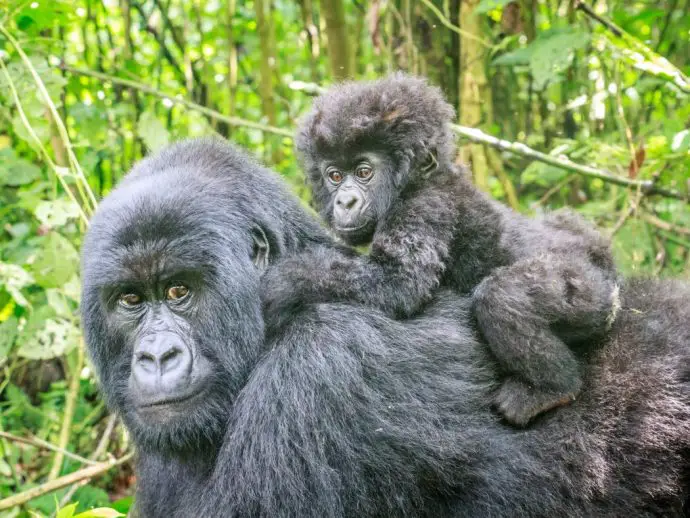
[{"left": 251, "top": 225, "right": 270, "bottom": 271}]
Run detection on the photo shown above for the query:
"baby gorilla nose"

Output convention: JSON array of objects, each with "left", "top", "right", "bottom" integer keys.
[
  {"left": 132, "top": 332, "right": 193, "bottom": 403},
  {"left": 334, "top": 191, "right": 363, "bottom": 225}
]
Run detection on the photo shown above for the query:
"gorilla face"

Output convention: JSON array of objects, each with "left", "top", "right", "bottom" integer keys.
[
  {"left": 316, "top": 148, "right": 401, "bottom": 246},
  {"left": 81, "top": 173, "right": 269, "bottom": 452}
]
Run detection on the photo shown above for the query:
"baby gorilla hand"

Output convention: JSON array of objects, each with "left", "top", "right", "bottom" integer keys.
[{"left": 260, "top": 247, "right": 359, "bottom": 334}]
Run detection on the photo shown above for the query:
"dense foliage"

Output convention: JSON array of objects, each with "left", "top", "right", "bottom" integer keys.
[{"left": 0, "top": 0, "right": 688, "bottom": 515}]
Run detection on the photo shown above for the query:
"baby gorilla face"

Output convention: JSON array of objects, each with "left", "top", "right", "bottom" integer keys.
[{"left": 320, "top": 150, "right": 397, "bottom": 246}]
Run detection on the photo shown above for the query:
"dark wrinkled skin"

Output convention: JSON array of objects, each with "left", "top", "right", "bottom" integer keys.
[
  {"left": 263, "top": 73, "right": 620, "bottom": 426},
  {"left": 81, "top": 139, "right": 690, "bottom": 518}
]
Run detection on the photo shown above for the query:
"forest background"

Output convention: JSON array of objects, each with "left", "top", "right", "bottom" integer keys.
[{"left": 0, "top": 0, "right": 689, "bottom": 516}]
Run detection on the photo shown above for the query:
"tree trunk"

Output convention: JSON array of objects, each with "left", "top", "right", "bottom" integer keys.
[
  {"left": 458, "top": 0, "right": 490, "bottom": 191},
  {"left": 254, "top": 0, "right": 279, "bottom": 161},
  {"left": 227, "top": 0, "right": 238, "bottom": 119},
  {"left": 322, "top": 0, "right": 354, "bottom": 79}
]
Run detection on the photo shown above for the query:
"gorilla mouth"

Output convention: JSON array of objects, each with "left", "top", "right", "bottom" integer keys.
[
  {"left": 335, "top": 223, "right": 368, "bottom": 232},
  {"left": 137, "top": 387, "right": 206, "bottom": 409}
]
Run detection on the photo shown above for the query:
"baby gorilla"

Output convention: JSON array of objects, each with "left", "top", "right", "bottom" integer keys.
[{"left": 263, "top": 74, "right": 619, "bottom": 426}]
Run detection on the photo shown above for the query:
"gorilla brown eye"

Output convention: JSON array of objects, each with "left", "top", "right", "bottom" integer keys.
[
  {"left": 327, "top": 169, "right": 343, "bottom": 184},
  {"left": 119, "top": 293, "right": 142, "bottom": 307},
  {"left": 166, "top": 285, "right": 189, "bottom": 301},
  {"left": 355, "top": 166, "right": 373, "bottom": 180}
]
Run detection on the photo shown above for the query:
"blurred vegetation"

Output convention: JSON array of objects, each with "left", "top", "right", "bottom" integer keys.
[{"left": 0, "top": 0, "right": 688, "bottom": 515}]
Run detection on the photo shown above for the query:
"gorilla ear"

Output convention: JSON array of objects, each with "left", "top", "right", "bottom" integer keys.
[{"left": 251, "top": 225, "right": 270, "bottom": 271}]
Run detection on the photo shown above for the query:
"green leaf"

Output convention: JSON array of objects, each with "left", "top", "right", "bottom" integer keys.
[
  {"left": 46, "top": 289, "right": 73, "bottom": 318},
  {"left": 520, "top": 161, "right": 567, "bottom": 188},
  {"left": 0, "top": 262, "right": 35, "bottom": 306},
  {"left": 475, "top": 0, "right": 514, "bottom": 14},
  {"left": 57, "top": 503, "right": 78, "bottom": 518},
  {"left": 0, "top": 316, "right": 19, "bottom": 359},
  {"left": 71, "top": 485, "right": 111, "bottom": 513},
  {"left": 30, "top": 232, "right": 80, "bottom": 289},
  {"left": 73, "top": 509, "right": 125, "bottom": 518},
  {"left": 671, "top": 129, "right": 690, "bottom": 152},
  {"left": 17, "top": 310, "right": 79, "bottom": 360},
  {"left": 0, "top": 148, "right": 42, "bottom": 186},
  {"left": 137, "top": 110, "right": 170, "bottom": 152},
  {"left": 34, "top": 199, "right": 82, "bottom": 228},
  {"left": 494, "top": 29, "right": 591, "bottom": 90}
]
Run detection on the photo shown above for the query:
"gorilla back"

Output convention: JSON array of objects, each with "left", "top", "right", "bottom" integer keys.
[{"left": 81, "top": 139, "right": 690, "bottom": 517}]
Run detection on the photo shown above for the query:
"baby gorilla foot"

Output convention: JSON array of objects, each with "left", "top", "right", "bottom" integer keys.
[{"left": 494, "top": 378, "right": 578, "bottom": 427}]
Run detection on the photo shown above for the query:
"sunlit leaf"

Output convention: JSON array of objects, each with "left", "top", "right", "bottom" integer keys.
[
  {"left": 671, "top": 129, "right": 690, "bottom": 152},
  {"left": 30, "top": 232, "right": 80, "bottom": 289},
  {"left": 34, "top": 199, "right": 82, "bottom": 227},
  {"left": 137, "top": 110, "right": 170, "bottom": 152},
  {"left": 17, "top": 310, "right": 79, "bottom": 360},
  {"left": 0, "top": 262, "right": 35, "bottom": 306}
]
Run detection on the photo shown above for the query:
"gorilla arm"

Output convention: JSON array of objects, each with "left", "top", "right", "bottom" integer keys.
[{"left": 261, "top": 176, "right": 460, "bottom": 328}]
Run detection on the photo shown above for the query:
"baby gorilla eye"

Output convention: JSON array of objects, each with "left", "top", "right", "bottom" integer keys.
[
  {"left": 119, "top": 293, "right": 142, "bottom": 307},
  {"left": 327, "top": 168, "right": 343, "bottom": 184},
  {"left": 167, "top": 285, "right": 190, "bottom": 301},
  {"left": 355, "top": 165, "right": 373, "bottom": 180}
]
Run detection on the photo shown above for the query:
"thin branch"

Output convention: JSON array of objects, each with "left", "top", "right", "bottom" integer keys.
[
  {"left": 451, "top": 125, "right": 688, "bottom": 201},
  {"left": 0, "top": 452, "right": 134, "bottom": 511},
  {"left": 57, "top": 415, "right": 119, "bottom": 511},
  {"left": 418, "top": 0, "right": 492, "bottom": 48},
  {"left": 0, "top": 432, "right": 97, "bottom": 466},
  {"left": 61, "top": 66, "right": 293, "bottom": 138},
  {"left": 47, "top": 342, "right": 85, "bottom": 480},
  {"left": 641, "top": 212, "right": 690, "bottom": 236}
]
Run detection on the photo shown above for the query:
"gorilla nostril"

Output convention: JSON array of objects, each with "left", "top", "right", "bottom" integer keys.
[
  {"left": 135, "top": 351, "right": 157, "bottom": 374},
  {"left": 337, "top": 195, "right": 359, "bottom": 211},
  {"left": 159, "top": 347, "right": 184, "bottom": 374}
]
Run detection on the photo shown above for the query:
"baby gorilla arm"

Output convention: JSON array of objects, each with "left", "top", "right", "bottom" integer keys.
[
  {"left": 473, "top": 252, "right": 619, "bottom": 426},
  {"left": 261, "top": 175, "right": 460, "bottom": 329}
]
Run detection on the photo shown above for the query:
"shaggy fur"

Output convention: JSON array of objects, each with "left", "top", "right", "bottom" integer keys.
[
  {"left": 81, "top": 139, "right": 689, "bottom": 517},
  {"left": 264, "top": 74, "right": 620, "bottom": 425}
]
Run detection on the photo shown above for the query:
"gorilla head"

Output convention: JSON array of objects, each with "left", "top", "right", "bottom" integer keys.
[
  {"left": 81, "top": 139, "right": 328, "bottom": 452},
  {"left": 295, "top": 73, "right": 456, "bottom": 246}
]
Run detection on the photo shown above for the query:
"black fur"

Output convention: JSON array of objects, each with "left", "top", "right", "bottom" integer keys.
[
  {"left": 81, "top": 139, "right": 689, "bottom": 517},
  {"left": 264, "top": 74, "right": 620, "bottom": 425}
]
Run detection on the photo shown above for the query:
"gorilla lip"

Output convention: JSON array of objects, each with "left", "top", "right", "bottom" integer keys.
[{"left": 137, "top": 387, "right": 205, "bottom": 409}]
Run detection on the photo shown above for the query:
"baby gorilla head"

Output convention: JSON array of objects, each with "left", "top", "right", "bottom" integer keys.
[{"left": 295, "top": 73, "right": 457, "bottom": 246}]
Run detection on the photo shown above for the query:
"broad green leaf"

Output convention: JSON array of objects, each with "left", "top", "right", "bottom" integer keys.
[
  {"left": 30, "top": 232, "right": 80, "bottom": 289},
  {"left": 137, "top": 110, "right": 170, "bottom": 152},
  {"left": 0, "top": 262, "right": 35, "bottom": 306},
  {"left": 34, "top": 199, "right": 82, "bottom": 227},
  {"left": 17, "top": 314, "right": 79, "bottom": 360},
  {"left": 0, "top": 148, "right": 42, "bottom": 186},
  {"left": 46, "top": 289, "right": 73, "bottom": 318},
  {"left": 494, "top": 29, "right": 590, "bottom": 90}
]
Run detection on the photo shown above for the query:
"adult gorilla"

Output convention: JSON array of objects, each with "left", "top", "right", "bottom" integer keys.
[{"left": 81, "top": 139, "right": 689, "bottom": 517}]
